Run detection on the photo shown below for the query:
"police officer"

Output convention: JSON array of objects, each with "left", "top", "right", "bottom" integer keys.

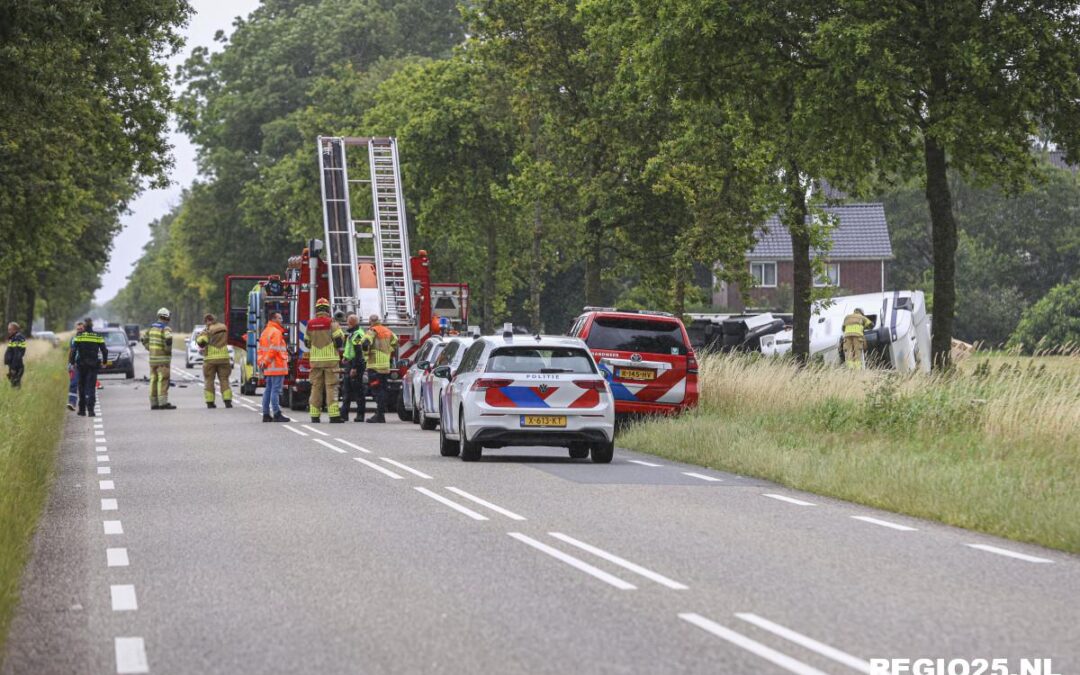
[
  {"left": 841, "top": 308, "right": 874, "bottom": 369},
  {"left": 340, "top": 314, "right": 368, "bottom": 422},
  {"left": 69, "top": 318, "right": 108, "bottom": 416},
  {"left": 142, "top": 308, "right": 175, "bottom": 409},
  {"left": 364, "top": 314, "right": 398, "bottom": 424},
  {"left": 197, "top": 313, "right": 233, "bottom": 409},
  {"left": 4, "top": 322, "right": 26, "bottom": 389},
  {"left": 305, "top": 298, "right": 345, "bottom": 423}
]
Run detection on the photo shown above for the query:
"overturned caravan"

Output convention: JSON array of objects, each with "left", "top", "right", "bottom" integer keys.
[{"left": 759, "top": 291, "right": 932, "bottom": 373}]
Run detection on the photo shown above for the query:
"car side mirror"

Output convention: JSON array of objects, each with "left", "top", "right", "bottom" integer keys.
[
  {"left": 396, "top": 358, "right": 411, "bottom": 368},
  {"left": 433, "top": 365, "right": 451, "bottom": 380},
  {"left": 417, "top": 360, "right": 430, "bottom": 371}
]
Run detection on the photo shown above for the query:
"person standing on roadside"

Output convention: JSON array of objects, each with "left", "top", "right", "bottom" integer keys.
[
  {"left": 363, "top": 314, "right": 398, "bottom": 424},
  {"left": 197, "top": 313, "right": 233, "bottom": 409},
  {"left": 141, "top": 308, "right": 175, "bottom": 410},
  {"left": 69, "top": 318, "right": 108, "bottom": 416},
  {"left": 340, "top": 314, "right": 368, "bottom": 422},
  {"left": 4, "top": 322, "right": 27, "bottom": 389},
  {"left": 258, "top": 311, "right": 290, "bottom": 422},
  {"left": 67, "top": 321, "right": 85, "bottom": 409},
  {"left": 304, "top": 298, "right": 345, "bottom": 423}
]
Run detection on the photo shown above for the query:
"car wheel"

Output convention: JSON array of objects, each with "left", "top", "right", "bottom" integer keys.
[
  {"left": 568, "top": 442, "right": 589, "bottom": 459},
  {"left": 396, "top": 389, "right": 411, "bottom": 421},
  {"left": 420, "top": 408, "right": 438, "bottom": 431},
  {"left": 185, "top": 359, "right": 191, "bottom": 369},
  {"left": 459, "top": 412, "right": 481, "bottom": 462},
  {"left": 439, "top": 411, "right": 460, "bottom": 457},
  {"left": 590, "top": 439, "right": 615, "bottom": 464},
  {"left": 412, "top": 396, "right": 421, "bottom": 424},
  {"left": 125, "top": 368, "right": 135, "bottom": 380}
]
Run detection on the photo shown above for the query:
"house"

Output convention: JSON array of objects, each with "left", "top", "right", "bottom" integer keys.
[{"left": 713, "top": 203, "right": 894, "bottom": 311}]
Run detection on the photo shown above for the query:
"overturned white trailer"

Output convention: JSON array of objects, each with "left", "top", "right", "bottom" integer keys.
[{"left": 759, "top": 290, "right": 932, "bottom": 373}]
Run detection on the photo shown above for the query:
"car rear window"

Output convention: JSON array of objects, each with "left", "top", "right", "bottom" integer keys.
[
  {"left": 585, "top": 317, "right": 688, "bottom": 355},
  {"left": 487, "top": 347, "right": 596, "bottom": 374},
  {"left": 105, "top": 332, "right": 128, "bottom": 347}
]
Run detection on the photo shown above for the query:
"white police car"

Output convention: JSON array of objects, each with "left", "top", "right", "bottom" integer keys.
[
  {"left": 436, "top": 329, "right": 615, "bottom": 463},
  {"left": 419, "top": 335, "right": 472, "bottom": 430}
]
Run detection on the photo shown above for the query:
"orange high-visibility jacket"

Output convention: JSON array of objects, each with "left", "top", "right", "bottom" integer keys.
[{"left": 258, "top": 320, "right": 289, "bottom": 376}]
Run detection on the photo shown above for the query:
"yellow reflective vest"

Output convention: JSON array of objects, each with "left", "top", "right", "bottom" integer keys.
[
  {"left": 142, "top": 322, "right": 172, "bottom": 365},
  {"left": 843, "top": 313, "right": 873, "bottom": 337},
  {"left": 197, "top": 323, "right": 231, "bottom": 364}
]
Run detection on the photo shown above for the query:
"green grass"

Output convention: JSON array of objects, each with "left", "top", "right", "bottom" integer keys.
[
  {"left": 0, "top": 345, "right": 68, "bottom": 656},
  {"left": 621, "top": 353, "right": 1080, "bottom": 553}
]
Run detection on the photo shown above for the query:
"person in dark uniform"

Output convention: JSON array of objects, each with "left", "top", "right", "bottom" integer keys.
[
  {"left": 340, "top": 314, "right": 368, "bottom": 422},
  {"left": 69, "top": 318, "right": 109, "bottom": 416},
  {"left": 4, "top": 322, "right": 26, "bottom": 388}
]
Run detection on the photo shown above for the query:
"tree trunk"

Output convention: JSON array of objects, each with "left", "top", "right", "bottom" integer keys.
[
  {"left": 529, "top": 201, "right": 543, "bottom": 332},
  {"left": 583, "top": 218, "right": 603, "bottom": 306},
  {"left": 483, "top": 220, "right": 497, "bottom": 334},
  {"left": 924, "top": 134, "right": 957, "bottom": 370},
  {"left": 785, "top": 167, "right": 812, "bottom": 364}
]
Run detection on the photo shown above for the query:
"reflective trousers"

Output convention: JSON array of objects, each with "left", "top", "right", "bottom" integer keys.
[
  {"left": 149, "top": 364, "right": 170, "bottom": 405},
  {"left": 308, "top": 366, "right": 340, "bottom": 419},
  {"left": 203, "top": 362, "right": 233, "bottom": 402},
  {"left": 842, "top": 335, "right": 866, "bottom": 369}
]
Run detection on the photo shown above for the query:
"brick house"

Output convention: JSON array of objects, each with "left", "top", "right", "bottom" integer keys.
[{"left": 713, "top": 203, "right": 894, "bottom": 311}]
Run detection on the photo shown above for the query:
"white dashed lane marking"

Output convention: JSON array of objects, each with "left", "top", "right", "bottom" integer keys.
[
  {"left": 313, "top": 439, "right": 347, "bottom": 454},
  {"left": 548, "top": 532, "right": 688, "bottom": 590},
  {"left": 104, "top": 520, "right": 123, "bottom": 535},
  {"left": 334, "top": 438, "right": 371, "bottom": 453},
  {"left": 110, "top": 585, "right": 138, "bottom": 612},
  {"left": 115, "top": 637, "right": 149, "bottom": 674},
  {"left": 762, "top": 493, "right": 816, "bottom": 507},
  {"left": 98, "top": 467, "right": 111, "bottom": 475},
  {"left": 444, "top": 487, "right": 525, "bottom": 520},
  {"left": 281, "top": 425, "right": 308, "bottom": 437},
  {"left": 414, "top": 487, "right": 488, "bottom": 520},
  {"left": 627, "top": 459, "right": 661, "bottom": 467},
  {"left": 966, "top": 544, "right": 1053, "bottom": 563},
  {"left": 851, "top": 516, "right": 917, "bottom": 532},
  {"left": 97, "top": 447, "right": 108, "bottom": 454},
  {"left": 380, "top": 458, "right": 432, "bottom": 479},
  {"left": 99, "top": 480, "right": 115, "bottom": 491},
  {"left": 106, "top": 548, "right": 129, "bottom": 567},
  {"left": 508, "top": 532, "right": 635, "bottom": 590},
  {"left": 683, "top": 472, "right": 722, "bottom": 483},
  {"left": 353, "top": 457, "right": 404, "bottom": 480},
  {"left": 101, "top": 499, "right": 118, "bottom": 511},
  {"left": 97, "top": 455, "right": 110, "bottom": 463},
  {"left": 301, "top": 424, "right": 330, "bottom": 437},
  {"left": 679, "top": 613, "right": 827, "bottom": 675}
]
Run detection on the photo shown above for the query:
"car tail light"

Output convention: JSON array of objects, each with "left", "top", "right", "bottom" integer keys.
[
  {"left": 687, "top": 354, "right": 699, "bottom": 374},
  {"left": 574, "top": 379, "right": 607, "bottom": 391},
  {"left": 471, "top": 378, "right": 513, "bottom": 391}
]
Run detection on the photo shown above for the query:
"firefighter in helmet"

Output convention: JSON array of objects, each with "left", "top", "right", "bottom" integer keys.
[
  {"left": 841, "top": 308, "right": 874, "bottom": 369},
  {"left": 304, "top": 298, "right": 345, "bottom": 422},
  {"left": 197, "top": 313, "right": 233, "bottom": 408},
  {"left": 141, "top": 308, "right": 175, "bottom": 409},
  {"left": 364, "top": 314, "right": 399, "bottom": 423}
]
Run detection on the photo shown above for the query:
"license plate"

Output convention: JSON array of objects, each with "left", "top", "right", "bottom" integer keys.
[
  {"left": 520, "top": 415, "right": 567, "bottom": 427},
  {"left": 617, "top": 368, "right": 656, "bottom": 381}
]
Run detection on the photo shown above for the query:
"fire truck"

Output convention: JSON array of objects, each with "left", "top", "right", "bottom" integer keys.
[{"left": 226, "top": 136, "right": 469, "bottom": 411}]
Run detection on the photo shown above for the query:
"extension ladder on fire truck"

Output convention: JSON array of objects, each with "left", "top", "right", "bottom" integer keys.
[{"left": 316, "top": 136, "right": 414, "bottom": 324}]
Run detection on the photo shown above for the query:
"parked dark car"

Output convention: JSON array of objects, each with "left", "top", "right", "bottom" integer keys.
[
  {"left": 123, "top": 324, "right": 140, "bottom": 345},
  {"left": 100, "top": 329, "right": 135, "bottom": 378}
]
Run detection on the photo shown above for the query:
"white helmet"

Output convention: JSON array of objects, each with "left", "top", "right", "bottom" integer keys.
[{"left": 157, "top": 307, "right": 171, "bottom": 320}]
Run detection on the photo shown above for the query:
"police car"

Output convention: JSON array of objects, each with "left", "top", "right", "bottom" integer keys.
[
  {"left": 436, "top": 328, "right": 615, "bottom": 463},
  {"left": 418, "top": 335, "right": 472, "bottom": 430}
]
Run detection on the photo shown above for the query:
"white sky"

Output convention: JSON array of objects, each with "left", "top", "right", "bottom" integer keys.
[{"left": 96, "top": 0, "right": 262, "bottom": 303}]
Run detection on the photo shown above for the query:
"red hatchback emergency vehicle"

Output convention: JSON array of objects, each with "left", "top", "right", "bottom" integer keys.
[{"left": 568, "top": 308, "right": 699, "bottom": 416}]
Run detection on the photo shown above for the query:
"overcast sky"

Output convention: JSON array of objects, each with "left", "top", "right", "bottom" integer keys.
[{"left": 95, "top": 0, "right": 262, "bottom": 304}]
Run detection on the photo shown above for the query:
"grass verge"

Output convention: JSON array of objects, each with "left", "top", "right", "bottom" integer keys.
[
  {"left": 620, "top": 353, "right": 1080, "bottom": 553},
  {"left": 0, "top": 343, "right": 68, "bottom": 656}
]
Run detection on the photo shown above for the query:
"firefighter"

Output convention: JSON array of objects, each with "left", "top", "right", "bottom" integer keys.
[
  {"left": 197, "top": 313, "right": 233, "bottom": 409},
  {"left": 257, "top": 311, "right": 290, "bottom": 422},
  {"left": 842, "top": 308, "right": 874, "bottom": 370},
  {"left": 67, "top": 321, "right": 85, "bottom": 409},
  {"left": 69, "top": 318, "right": 108, "bottom": 416},
  {"left": 141, "top": 308, "right": 175, "bottom": 410},
  {"left": 340, "top": 314, "right": 368, "bottom": 422},
  {"left": 364, "top": 314, "right": 398, "bottom": 424},
  {"left": 304, "top": 298, "right": 345, "bottom": 423},
  {"left": 4, "top": 322, "right": 27, "bottom": 389}
]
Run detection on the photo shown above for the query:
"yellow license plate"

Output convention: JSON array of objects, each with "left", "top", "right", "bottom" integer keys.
[
  {"left": 618, "top": 368, "right": 656, "bottom": 381},
  {"left": 520, "top": 415, "right": 567, "bottom": 427}
]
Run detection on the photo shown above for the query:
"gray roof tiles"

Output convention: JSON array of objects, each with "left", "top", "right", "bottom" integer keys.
[{"left": 748, "top": 203, "right": 893, "bottom": 260}]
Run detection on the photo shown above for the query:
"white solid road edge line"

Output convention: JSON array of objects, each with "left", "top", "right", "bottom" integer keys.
[
  {"left": 380, "top": 457, "right": 433, "bottom": 479},
  {"left": 549, "top": 532, "right": 688, "bottom": 590},
  {"left": 353, "top": 456, "right": 404, "bottom": 480},
  {"left": 301, "top": 424, "right": 330, "bottom": 437},
  {"left": 966, "top": 543, "right": 1053, "bottom": 564},
  {"left": 281, "top": 425, "right": 308, "bottom": 437},
  {"left": 508, "top": 532, "right": 636, "bottom": 591},
  {"left": 313, "top": 438, "right": 348, "bottom": 454},
  {"left": 445, "top": 487, "right": 526, "bottom": 521},
  {"left": 678, "top": 613, "right": 828, "bottom": 675},
  {"left": 735, "top": 613, "right": 873, "bottom": 674},
  {"left": 414, "top": 487, "right": 488, "bottom": 520},
  {"left": 762, "top": 493, "right": 816, "bottom": 506},
  {"left": 110, "top": 585, "right": 138, "bottom": 612},
  {"left": 334, "top": 438, "right": 371, "bottom": 453},
  {"left": 115, "top": 637, "right": 149, "bottom": 674},
  {"left": 683, "top": 472, "right": 723, "bottom": 483},
  {"left": 850, "top": 515, "right": 917, "bottom": 532}
]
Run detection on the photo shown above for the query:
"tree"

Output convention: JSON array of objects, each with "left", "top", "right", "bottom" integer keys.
[
  {"left": 813, "top": 0, "right": 1080, "bottom": 368},
  {"left": 1008, "top": 279, "right": 1080, "bottom": 353}
]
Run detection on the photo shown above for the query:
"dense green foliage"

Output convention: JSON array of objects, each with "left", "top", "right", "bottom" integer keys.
[
  {"left": 110, "top": 0, "right": 1080, "bottom": 361},
  {"left": 0, "top": 0, "right": 192, "bottom": 330},
  {"left": 1008, "top": 279, "right": 1080, "bottom": 353}
]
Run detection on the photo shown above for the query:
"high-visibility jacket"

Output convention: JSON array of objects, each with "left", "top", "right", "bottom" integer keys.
[
  {"left": 4, "top": 331, "right": 26, "bottom": 369},
  {"left": 258, "top": 320, "right": 289, "bottom": 376},
  {"left": 343, "top": 327, "right": 370, "bottom": 370},
  {"left": 197, "top": 322, "right": 231, "bottom": 364},
  {"left": 364, "top": 324, "right": 398, "bottom": 373},
  {"left": 142, "top": 322, "right": 173, "bottom": 365},
  {"left": 70, "top": 330, "right": 108, "bottom": 368},
  {"left": 304, "top": 312, "right": 343, "bottom": 368},
  {"left": 843, "top": 313, "right": 873, "bottom": 337}
]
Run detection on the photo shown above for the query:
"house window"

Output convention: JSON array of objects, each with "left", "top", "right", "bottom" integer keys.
[
  {"left": 814, "top": 263, "right": 841, "bottom": 287},
  {"left": 750, "top": 262, "right": 777, "bottom": 288}
]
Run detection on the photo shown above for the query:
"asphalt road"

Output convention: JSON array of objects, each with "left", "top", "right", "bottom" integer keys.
[{"left": 3, "top": 349, "right": 1078, "bottom": 675}]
